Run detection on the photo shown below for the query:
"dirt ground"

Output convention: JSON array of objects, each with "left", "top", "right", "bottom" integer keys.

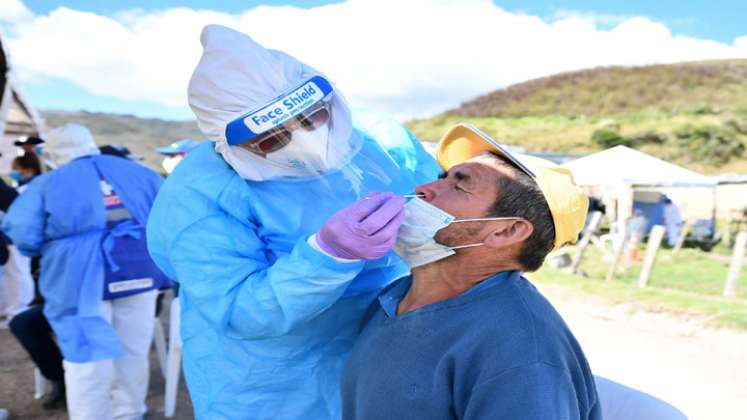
[
  {"left": 534, "top": 282, "right": 747, "bottom": 420},
  {"left": 0, "top": 298, "right": 194, "bottom": 420},
  {"left": 2, "top": 286, "right": 746, "bottom": 420}
]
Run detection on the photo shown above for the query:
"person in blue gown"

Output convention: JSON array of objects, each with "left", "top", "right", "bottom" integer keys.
[
  {"left": 145, "top": 25, "right": 439, "bottom": 419},
  {"left": 3, "top": 123, "right": 168, "bottom": 420}
]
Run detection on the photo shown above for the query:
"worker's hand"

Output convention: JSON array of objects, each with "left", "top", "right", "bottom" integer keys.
[{"left": 316, "top": 192, "right": 406, "bottom": 260}]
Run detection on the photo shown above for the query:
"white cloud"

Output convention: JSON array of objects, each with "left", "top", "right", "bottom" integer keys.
[
  {"left": 0, "top": 0, "right": 33, "bottom": 23},
  {"left": 4, "top": 0, "right": 747, "bottom": 119},
  {"left": 549, "top": 9, "right": 633, "bottom": 27}
]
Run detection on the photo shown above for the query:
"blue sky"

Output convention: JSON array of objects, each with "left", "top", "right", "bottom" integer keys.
[
  {"left": 21, "top": 0, "right": 747, "bottom": 43},
  {"left": 6, "top": 1, "right": 747, "bottom": 121}
]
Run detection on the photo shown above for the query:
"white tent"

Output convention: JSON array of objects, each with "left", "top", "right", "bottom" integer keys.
[
  {"left": 563, "top": 145, "right": 717, "bottom": 226},
  {"left": 563, "top": 145, "right": 716, "bottom": 188},
  {"left": 0, "top": 30, "right": 46, "bottom": 174}
]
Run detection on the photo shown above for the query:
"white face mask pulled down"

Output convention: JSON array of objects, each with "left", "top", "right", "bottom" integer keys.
[
  {"left": 264, "top": 124, "right": 331, "bottom": 173},
  {"left": 393, "top": 197, "right": 521, "bottom": 268}
]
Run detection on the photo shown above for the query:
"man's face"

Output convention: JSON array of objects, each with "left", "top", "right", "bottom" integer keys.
[{"left": 415, "top": 155, "right": 516, "bottom": 246}]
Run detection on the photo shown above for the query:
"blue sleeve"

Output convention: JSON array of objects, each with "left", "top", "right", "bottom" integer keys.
[
  {"left": 168, "top": 213, "right": 366, "bottom": 340},
  {"left": 406, "top": 129, "right": 441, "bottom": 185},
  {"left": 2, "top": 179, "right": 46, "bottom": 257},
  {"left": 462, "top": 362, "right": 582, "bottom": 420}
]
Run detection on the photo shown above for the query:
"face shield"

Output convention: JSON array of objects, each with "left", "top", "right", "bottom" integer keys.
[{"left": 218, "top": 75, "right": 361, "bottom": 181}]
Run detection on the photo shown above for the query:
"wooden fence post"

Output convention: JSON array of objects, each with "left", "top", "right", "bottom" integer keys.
[
  {"left": 671, "top": 220, "right": 694, "bottom": 256},
  {"left": 637, "top": 225, "right": 666, "bottom": 288},
  {"left": 606, "top": 232, "right": 629, "bottom": 283},
  {"left": 724, "top": 231, "right": 747, "bottom": 298},
  {"left": 571, "top": 211, "right": 603, "bottom": 274}
]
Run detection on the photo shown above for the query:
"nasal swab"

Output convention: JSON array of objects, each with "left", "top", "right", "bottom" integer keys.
[{"left": 363, "top": 193, "right": 424, "bottom": 200}]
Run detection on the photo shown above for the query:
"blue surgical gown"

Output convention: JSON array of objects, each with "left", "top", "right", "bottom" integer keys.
[
  {"left": 146, "top": 113, "right": 439, "bottom": 419},
  {"left": 2, "top": 155, "right": 164, "bottom": 362}
]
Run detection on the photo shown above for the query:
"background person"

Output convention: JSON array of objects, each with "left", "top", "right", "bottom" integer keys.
[
  {"left": 146, "top": 24, "right": 439, "bottom": 419},
  {"left": 3, "top": 123, "right": 169, "bottom": 420},
  {"left": 13, "top": 136, "right": 44, "bottom": 156},
  {"left": 342, "top": 124, "right": 599, "bottom": 420},
  {"left": 156, "top": 139, "right": 201, "bottom": 174},
  {"left": 99, "top": 144, "right": 143, "bottom": 161},
  {"left": 663, "top": 196, "right": 683, "bottom": 247},
  {"left": 6, "top": 143, "right": 143, "bottom": 413},
  {"left": 10, "top": 152, "right": 42, "bottom": 191},
  {"left": 0, "top": 169, "right": 33, "bottom": 325}
]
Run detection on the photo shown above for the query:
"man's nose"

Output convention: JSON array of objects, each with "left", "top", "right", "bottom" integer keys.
[{"left": 415, "top": 181, "right": 442, "bottom": 202}]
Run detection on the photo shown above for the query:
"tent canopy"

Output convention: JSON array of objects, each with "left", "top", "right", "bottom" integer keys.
[
  {"left": 563, "top": 145, "right": 716, "bottom": 188},
  {"left": 1, "top": 32, "right": 46, "bottom": 174},
  {"left": 1, "top": 35, "right": 44, "bottom": 138}
]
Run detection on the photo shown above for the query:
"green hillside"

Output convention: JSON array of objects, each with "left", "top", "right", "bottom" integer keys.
[{"left": 407, "top": 59, "right": 747, "bottom": 174}]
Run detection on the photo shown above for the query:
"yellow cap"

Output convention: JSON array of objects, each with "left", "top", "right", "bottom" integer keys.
[{"left": 436, "top": 124, "right": 588, "bottom": 251}]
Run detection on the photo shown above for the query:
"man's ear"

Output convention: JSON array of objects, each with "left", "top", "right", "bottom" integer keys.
[{"left": 483, "top": 220, "right": 533, "bottom": 249}]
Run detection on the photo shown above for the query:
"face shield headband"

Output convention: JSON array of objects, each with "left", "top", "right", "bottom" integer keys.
[{"left": 225, "top": 75, "right": 334, "bottom": 147}]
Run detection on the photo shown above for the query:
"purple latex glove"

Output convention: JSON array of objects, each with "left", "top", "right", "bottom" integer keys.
[{"left": 316, "top": 192, "right": 406, "bottom": 260}]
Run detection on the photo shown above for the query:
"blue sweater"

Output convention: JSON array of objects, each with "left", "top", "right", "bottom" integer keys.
[{"left": 341, "top": 271, "right": 601, "bottom": 420}]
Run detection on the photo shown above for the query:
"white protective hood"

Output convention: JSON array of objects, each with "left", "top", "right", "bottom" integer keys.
[
  {"left": 45, "top": 123, "right": 100, "bottom": 168},
  {"left": 188, "top": 24, "right": 355, "bottom": 180}
]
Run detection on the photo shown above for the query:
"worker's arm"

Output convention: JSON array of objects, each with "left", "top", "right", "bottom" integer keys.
[
  {"left": 2, "top": 177, "right": 47, "bottom": 257},
  {"left": 168, "top": 212, "right": 366, "bottom": 340}
]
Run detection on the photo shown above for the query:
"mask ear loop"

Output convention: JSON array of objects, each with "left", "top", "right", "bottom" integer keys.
[
  {"left": 451, "top": 217, "right": 523, "bottom": 224},
  {"left": 448, "top": 217, "right": 525, "bottom": 250}
]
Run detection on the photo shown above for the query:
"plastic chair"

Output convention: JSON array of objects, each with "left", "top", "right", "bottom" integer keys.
[
  {"left": 595, "top": 376, "right": 688, "bottom": 420},
  {"left": 152, "top": 316, "right": 168, "bottom": 379},
  {"left": 34, "top": 368, "right": 48, "bottom": 399},
  {"left": 164, "top": 296, "right": 182, "bottom": 417}
]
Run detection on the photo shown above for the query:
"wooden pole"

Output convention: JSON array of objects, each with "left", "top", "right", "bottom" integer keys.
[
  {"left": 605, "top": 232, "right": 629, "bottom": 283},
  {"left": 571, "top": 211, "right": 603, "bottom": 274},
  {"left": 724, "top": 231, "right": 747, "bottom": 298},
  {"left": 671, "top": 219, "right": 694, "bottom": 256},
  {"left": 637, "top": 225, "right": 666, "bottom": 288}
]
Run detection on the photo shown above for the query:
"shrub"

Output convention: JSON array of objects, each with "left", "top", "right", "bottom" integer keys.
[
  {"left": 591, "top": 128, "right": 632, "bottom": 148},
  {"left": 674, "top": 125, "right": 746, "bottom": 164},
  {"left": 630, "top": 131, "right": 667, "bottom": 145}
]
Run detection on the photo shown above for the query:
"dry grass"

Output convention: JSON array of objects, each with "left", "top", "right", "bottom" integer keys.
[{"left": 447, "top": 60, "right": 747, "bottom": 118}]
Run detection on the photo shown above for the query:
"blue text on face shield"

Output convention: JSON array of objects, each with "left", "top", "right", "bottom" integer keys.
[
  {"left": 248, "top": 84, "right": 320, "bottom": 127},
  {"left": 227, "top": 76, "right": 333, "bottom": 146}
]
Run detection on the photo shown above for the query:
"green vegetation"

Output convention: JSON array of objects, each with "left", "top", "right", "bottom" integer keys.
[
  {"left": 447, "top": 60, "right": 747, "bottom": 118},
  {"left": 408, "top": 59, "right": 747, "bottom": 173},
  {"left": 673, "top": 124, "right": 745, "bottom": 165},
  {"left": 530, "top": 245, "right": 747, "bottom": 330}
]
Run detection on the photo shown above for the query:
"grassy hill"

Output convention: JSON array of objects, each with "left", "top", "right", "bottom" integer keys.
[
  {"left": 40, "top": 60, "right": 747, "bottom": 174},
  {"left": 42, "top": 110, "right": 203, "bottom": 171},
  {"left": 407, "top": 59, "right": 747, "bottom": 174}
]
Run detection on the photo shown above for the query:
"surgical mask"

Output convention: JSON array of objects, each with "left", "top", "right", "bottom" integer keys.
[
  {"left": 264, "top": 124, "right": 330, "bottom": 173},
  {"left": 393, "top": 197, "right": 520, "bottom": 268},
  {"left": 9, "top": 170, "right": 23, "bottom": 182},
  {"left": 162, "top": 155, "right": 183, "bottom": 174}
]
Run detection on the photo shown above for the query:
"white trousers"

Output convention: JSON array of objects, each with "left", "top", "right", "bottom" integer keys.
[
  {"left": 1, "top": 245, "right": 35, "bottom": 318},
  {"left": 64, "top": 290, "right": 157, "bottom": 420}
]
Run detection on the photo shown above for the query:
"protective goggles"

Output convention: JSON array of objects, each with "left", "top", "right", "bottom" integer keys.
[
  {"left": 225, "top": 75, "right": 334, "bottom": 148},
  {"left": 238, "top": 102, "right": 331, "bottom": 154}
]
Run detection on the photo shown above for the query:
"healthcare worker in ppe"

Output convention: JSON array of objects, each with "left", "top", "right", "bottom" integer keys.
[
  {"left": 157, "top": 139, "right": 202, "bottom": 174},
  {"left": 3, "top": 123, "right": 169, "bottom": 420},
  {"left": 146, "top": 24, "right": 439, "bottom": 419}
]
